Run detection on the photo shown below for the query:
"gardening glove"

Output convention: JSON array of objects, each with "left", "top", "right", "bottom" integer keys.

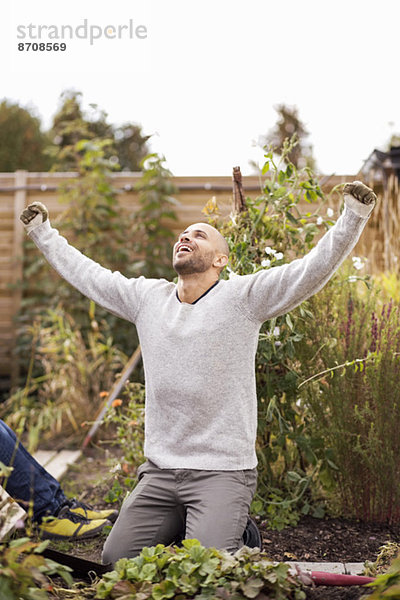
[
  {"left": 343, "top": 181, "right": 376, "bottom": 206},
  {"left": 20, "top": 201, "right": 49, "bottom": 234}
]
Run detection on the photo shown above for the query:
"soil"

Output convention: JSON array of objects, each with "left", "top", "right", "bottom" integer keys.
[
  {"left": 258, "top": 516, "right": 400, "bottom": 599},
  {"left": 47, "top": 448, "right": 400, "bottom": 599},
  {"left": 259, "top": 514, "right": 400, "bottom": 563}
]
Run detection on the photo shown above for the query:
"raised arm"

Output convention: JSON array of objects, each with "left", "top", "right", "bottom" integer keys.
[
  {"left": 236, "top": 181, "right": 377, "bottom": 323},
  {"left": 20, "top": 202, "right": 144, "bottom": 323}
]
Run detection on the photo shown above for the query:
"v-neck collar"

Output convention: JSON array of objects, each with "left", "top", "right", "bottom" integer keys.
[{"left": 175, "top": 280, "right": 220, "bottom": 305}]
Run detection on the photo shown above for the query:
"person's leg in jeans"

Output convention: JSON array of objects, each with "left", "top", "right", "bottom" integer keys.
[
  {"left": 0, "top": 419, "right": 66, "bottom": 521},
  {"left": 0, "top": 420, "right": 117, "bottom": 540}
]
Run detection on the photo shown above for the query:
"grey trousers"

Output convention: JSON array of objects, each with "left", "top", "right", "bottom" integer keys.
[{"left": 102, "top": 460, "right": 258, "bottom": 564}]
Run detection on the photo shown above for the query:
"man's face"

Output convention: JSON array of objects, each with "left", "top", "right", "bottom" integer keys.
[{"left": 172, "top": 223, "right": 225, "bottom": 275}]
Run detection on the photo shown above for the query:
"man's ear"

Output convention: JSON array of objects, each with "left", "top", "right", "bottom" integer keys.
[{"left": 213, "top": 254, "right": 229, "bottom": 270}]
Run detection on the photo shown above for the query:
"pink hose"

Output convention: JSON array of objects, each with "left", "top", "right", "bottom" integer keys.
[{"left": 310, "top": 571, "right": 375, "bottom": 586}]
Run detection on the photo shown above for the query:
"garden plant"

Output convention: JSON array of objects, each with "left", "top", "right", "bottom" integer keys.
[
  {"left": 298, "top": 279, "right": 400, "bottom": 523},
  {"left": 96, "top": 540, "right": 306, "bottom": 600}
]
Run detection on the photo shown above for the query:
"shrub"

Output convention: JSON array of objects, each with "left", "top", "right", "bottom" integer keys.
[
  {"left": 4, "top": 303, "right": 126, "bottom": 450},
  {"left": 16, "top": 138, "right": 137, "bottom": 376},
  {"left": 298, "top": 277, "right": 400, "bottom": 523}
]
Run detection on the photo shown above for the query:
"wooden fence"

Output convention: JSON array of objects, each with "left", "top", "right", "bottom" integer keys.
[{"left": 0, "top": 170, "right": 392, "bottom": 389}]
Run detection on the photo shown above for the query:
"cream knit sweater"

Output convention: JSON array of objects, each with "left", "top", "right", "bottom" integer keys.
[{"left": 30, "top": 198, "right": 372, "bottom": 470}]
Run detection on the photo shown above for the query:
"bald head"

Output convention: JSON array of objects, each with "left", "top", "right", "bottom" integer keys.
[
  {"left": 173, "top": 222, "right": 229, "bottom": 276},
  {"left": 188, "top": 222, "right": 229, "bottom": 258}
]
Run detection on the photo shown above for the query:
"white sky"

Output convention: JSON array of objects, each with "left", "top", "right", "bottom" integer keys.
[{"left": 1, "top": 0, "right": 400, "bottom": 176}]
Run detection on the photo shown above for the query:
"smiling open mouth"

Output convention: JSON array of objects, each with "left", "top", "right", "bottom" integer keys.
[{"left": 177, "top": 244, "right": 193, "bottom": 253}]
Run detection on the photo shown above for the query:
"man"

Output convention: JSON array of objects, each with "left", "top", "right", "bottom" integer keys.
[
  {"left": 0, "top": 419, "right": 117, "bottom": 539},
  {"left": 20, "top": 180, "right": 376, "bottom": 562}
]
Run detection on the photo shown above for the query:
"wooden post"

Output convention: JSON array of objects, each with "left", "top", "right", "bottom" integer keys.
[
  {"left": 232, "top": 166, "right": 246, "bottom": 213},
  {"left": 10, "top": 170, "right": 27, "bottom": 387}
]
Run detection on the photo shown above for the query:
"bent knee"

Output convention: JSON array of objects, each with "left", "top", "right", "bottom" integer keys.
[
  {"left": 102, "top": 537, "right": 140, "bottom": 564},
  {"left": 101, "top": 532, "right": 141, "bottom": 565}
]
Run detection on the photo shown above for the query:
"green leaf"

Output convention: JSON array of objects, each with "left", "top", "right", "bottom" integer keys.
[
  {"left": 239, "top": 576, "right": 264, "bottom": 598},
  {"left": 285, "top": 314, "right": 294, "bottom": 330},
  {"left": 33, "top": 540, "right": 50, "bottom": 554},
  {"left": 181, "top": 539, "right": 202, "bottom": 550},
  {"left": 285, "top": 211, "right": 298, "bottom": 225},
  {"left": 305, "top": 190, "right": 318, "bottom": 202},
  {"left": 312, "top": 505, "right": 325, "bottom": 519},
  {"left": 251, "top": 499, "right": 264, "bottom": 514},
  {"left": 261, "top": 162, "right": 270, "bottom": 174},
  {"left": 152, "top": 579, "right": 176, "bottom": 600},
  {"left": 286, "top": 471, "right": 301, "bottom": 483},
  {"left": 278, "top": 171, "right": 286, "bottom": 185},
  {"left": 8, "top": 537, "right": 32, "bottom": 548},
  {"left": 274, "top": 186, "right": 287, "bottom": 198},
  {"left": 139, "top": 562, "right": 157, "bottom": 581}
]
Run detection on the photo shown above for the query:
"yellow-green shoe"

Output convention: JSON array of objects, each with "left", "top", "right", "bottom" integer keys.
[
  {"left": 39, "top": 506, "right": 111, "bottom": 540},
  {"left": 68, "top": 499, "right": 118, "bottom": 523}
]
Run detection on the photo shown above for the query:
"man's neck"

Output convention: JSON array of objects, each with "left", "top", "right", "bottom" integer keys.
[{"left": 176, "top": 272, "right": 219, "bottom": 304}]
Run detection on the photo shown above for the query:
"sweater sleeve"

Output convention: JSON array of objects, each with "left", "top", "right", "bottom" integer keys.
[
  {"left": 235, "top": 200, "right": 373, "bottom": 324},
  {"left": 29, "top": 220, "right": 144, "bottom": 323}
]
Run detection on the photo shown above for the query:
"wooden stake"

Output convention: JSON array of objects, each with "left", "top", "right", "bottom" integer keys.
[
  {"left": 82, "top": 345, "right": 142, "bottom": 449},
  {"left": 232, "top": 166, "right": 246, "bottom": 212}
]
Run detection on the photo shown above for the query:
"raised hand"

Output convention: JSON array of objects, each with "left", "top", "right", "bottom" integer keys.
[
  {"left": 343, "top": 181, "right": 376, "bottom": 206},
  {"left": 20, "top": 202, "right": 49, "bottom": 233}
]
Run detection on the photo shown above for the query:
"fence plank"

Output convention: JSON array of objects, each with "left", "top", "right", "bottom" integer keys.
[{"left": 10, "top": 171, "right": 27, "bottom": 387}]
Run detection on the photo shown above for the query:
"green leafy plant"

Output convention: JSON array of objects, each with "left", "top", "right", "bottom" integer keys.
[
  {"left": 102, "top": 382, "right": 146, "bottom": 504},
  {"left": 0, "top": 537, "right": 73, "bottom": 600},
  {"left": 132, "top": 153, "right": 179, "bottom": 279},
  {"left": 96, "top": 539, "right": 306, "bottom": 600},
  {"left": 362, "top": 553, "right": 400, "bottom": 599},
  {"left": 16, "top": 138, "right": 138, "bottom": 378}
]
